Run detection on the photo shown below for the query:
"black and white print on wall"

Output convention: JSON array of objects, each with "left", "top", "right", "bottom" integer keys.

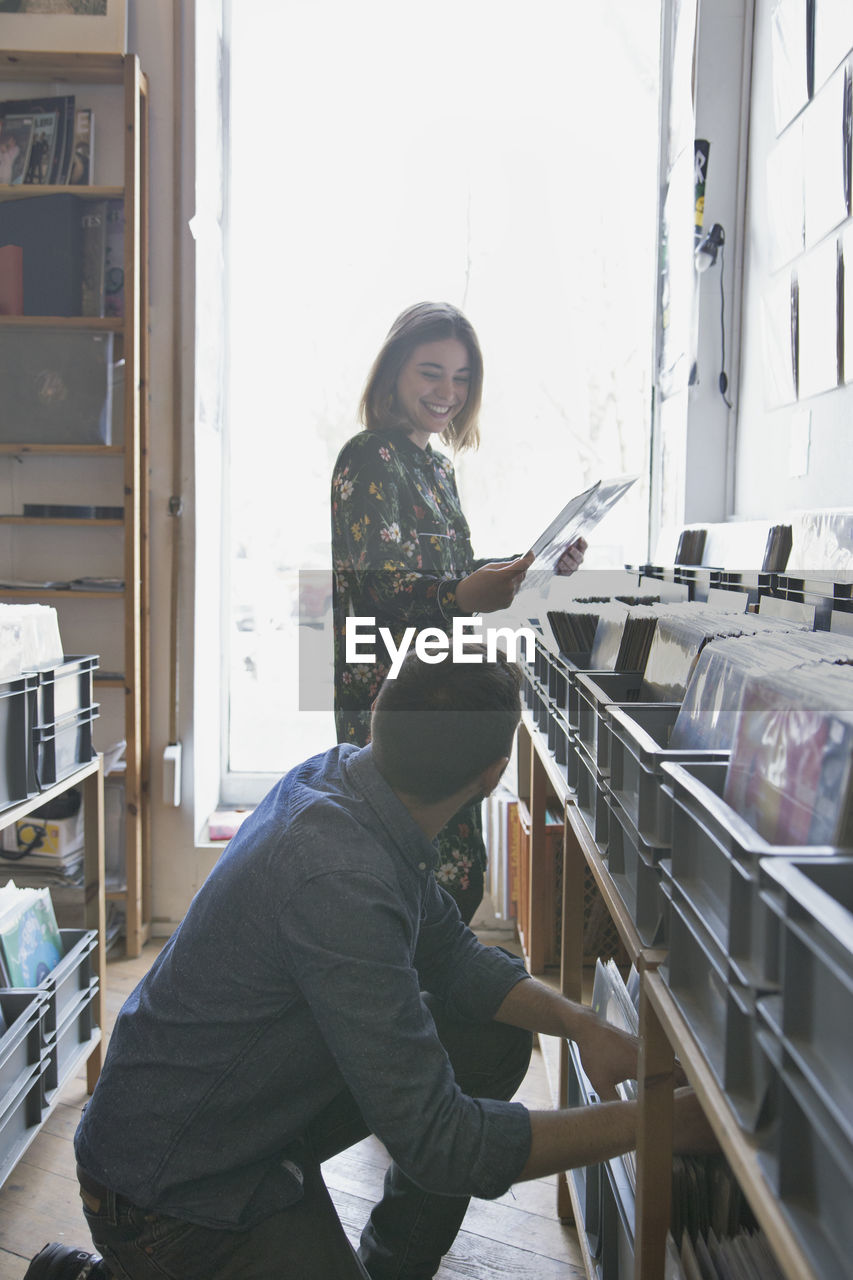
[{"left": 0, "top": 0, "right": 126, "bottom": 53}]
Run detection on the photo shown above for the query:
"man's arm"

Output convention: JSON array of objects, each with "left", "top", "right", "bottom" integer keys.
[
  {"left": 493, "top": 977, "right": 717, "bottom": 1179},
  {"left": 493, "top": 976, "right": 638, "bottom": 1101}
]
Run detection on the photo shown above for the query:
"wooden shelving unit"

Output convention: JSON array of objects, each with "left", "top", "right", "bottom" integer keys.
[
  {"left": 515, "top": 708, "right": 817, "bottom": 1280},
  {"left": 0, "top": 51, "right": 150, "bottom": 957}
]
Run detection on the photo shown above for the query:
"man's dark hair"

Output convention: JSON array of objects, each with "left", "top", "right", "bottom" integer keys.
[{"left": 371, "top": 648, "right": 522, "bottom": 803}]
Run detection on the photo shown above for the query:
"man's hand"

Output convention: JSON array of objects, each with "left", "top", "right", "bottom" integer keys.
[
  {"left": 455, "top": 551, "right": 534, "bottom": 614},
  {"left": 673, "top": 1087, "right": 720, "bottom": 1154},
  {"left": 494, "top": 980, "right": 638, "bottom": 1100},
  {"left": 572, "top": 1007, "right": 639, "bottom": 1102},
  {"left": 555, "top": 536, "right": 587, "bottom": 576}
]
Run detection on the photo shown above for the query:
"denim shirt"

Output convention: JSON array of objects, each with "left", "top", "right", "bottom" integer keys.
[{"left": 74, "top": 745, "right": 532, "bottom": 1229}]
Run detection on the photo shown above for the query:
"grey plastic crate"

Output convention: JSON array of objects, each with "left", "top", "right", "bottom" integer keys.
[
  {"left": 605, "top": 795, "right": 669, "bottom": 947},
  {"left": 547, "top": 651, "right": 571, "bottom": 710},
  {"left": 564, "top": 662, "right": 607, "bottom": 732},
  {"left": 34, "top": 704, "right": 99, "bottom": 790},
  {"left": 563, "top": 732, "right": 579, "bottom": 793},
  {"left": 548, "top": 710, "right": 571, "bottom": 772},
  {"left": 17, "top": 928, "right": 98, "bottom": 1039},
  {"left": 532, "top": 683, "right": 548, "bottom": 733},
  {"left": 756, "top": 1051, "right": 853, "bottom": 1278},
  {"left": 660, "top": 761, "right": 838, "bottom": 992},
  {"left": 661, "top": 883, "right": 777, "bottom": 1131},
  {"left": 45, "top": 980, "right": 98, "bottom": 1096},
  {"left": 0, "top": 673, "right": 38, "bottom": 811},
  {"left": 573, "top": 741, "right": 609, "bottom": 849},
  {"left": 574, "top": 672, "right": 645, "bottom": 775},
  {"left": 758, "top": 856, "right": 853, "bottom": 1141},
  {"left": 0, "top": 991, "right": 45, "bottom": 1104},
  {"left": 534, "top": 638, "right": 550, "bottom": 688},
  {"left": 0, "top": 1056, "right": 48, "bottom": 1189},
  {"left": 607, "top": 703, "right": 728, "bottom": 847},
  {"left": 31, "top": 654, "right": 98, "bottom": 727}
]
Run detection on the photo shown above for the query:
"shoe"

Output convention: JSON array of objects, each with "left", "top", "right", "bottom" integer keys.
[{"left": 23, "top": 1243, "right": 109, "bottom": 1279}]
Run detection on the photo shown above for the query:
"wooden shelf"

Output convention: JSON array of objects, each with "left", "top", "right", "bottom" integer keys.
[
  {"left": 0, "top": 516, "right": 123, "bottom": 527},
  {"left": 0, "top": 757, "right": 101, "bottom": 832},
  {"left": 0, "top": 315, "right": 123, "bottom": 330},
  {"left": 0, "top": 50, "right": 128, "bottom": 83},
  {"left": 0, "top": 443, "right": 122, "bottom": 456},
  {"left": 0, "top": 588, "right": 124, "bottom": 599},
  {"left": 0, "top": 184, "right": 123, "bottom": 203}
]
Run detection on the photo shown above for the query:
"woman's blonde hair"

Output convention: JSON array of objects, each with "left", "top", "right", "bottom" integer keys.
[{"left": 359, "top": 302, "right": 483, "bottom": 451}]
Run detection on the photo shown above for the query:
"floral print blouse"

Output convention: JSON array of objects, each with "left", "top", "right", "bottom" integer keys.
[
  {"left": 331, "top": 427, "right": 492, "bottom": 917},
  {"left": 331, "top": 427, "right": 484, "bottom": 742}
]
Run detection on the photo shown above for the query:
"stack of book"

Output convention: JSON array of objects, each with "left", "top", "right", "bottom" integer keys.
[{"left": 0, "top": 193, "right": 123, "bottom": 318}]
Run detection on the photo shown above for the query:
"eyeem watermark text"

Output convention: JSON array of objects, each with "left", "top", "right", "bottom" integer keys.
[{"left": 346, "top": 616, "right": 536, "bottom": 678}]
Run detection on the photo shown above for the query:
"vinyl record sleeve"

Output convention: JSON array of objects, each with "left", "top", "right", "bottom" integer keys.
[{"left": 528, "top": 475, "right": 638, "bottom": 572}]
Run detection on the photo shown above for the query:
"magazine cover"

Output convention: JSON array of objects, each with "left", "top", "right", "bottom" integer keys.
[
  {"left": 0, "top": 95, "right": 74, "bottom": 184},
  {"left": 24, "top": 110, "right": 58, "bottom": 184},
  {"left": 103, "top": 197, "right": 125, "bottom": 317},
  {"left": 0, "top": 114, "right": 34, "bottom": 186},
  {"left": 0, "top": 888, "right": 63, "bottom": 986},
  {"left": 68, "top": 107, "right": 93, "bottom": 185}
]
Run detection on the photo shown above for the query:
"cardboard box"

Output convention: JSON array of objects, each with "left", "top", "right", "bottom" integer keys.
[{"left": 1, "top": 809, "right": 83, "bottom": 860}]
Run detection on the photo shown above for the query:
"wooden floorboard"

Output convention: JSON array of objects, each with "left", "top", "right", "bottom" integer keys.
[{"left": 0, "top": 936, "right": 583, "bottom": 1278}]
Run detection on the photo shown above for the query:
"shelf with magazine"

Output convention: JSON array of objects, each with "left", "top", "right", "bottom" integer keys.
[
  {"left": 0, "top": 755, "right": 105, "bottom": 1187},
  {"left": 0, "top": 51, "right": 149, "bottom": 960}
]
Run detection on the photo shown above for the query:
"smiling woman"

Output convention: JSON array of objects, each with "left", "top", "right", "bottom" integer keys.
[{"left": 330, "top": 301, "right": 582, "bottom": 920}]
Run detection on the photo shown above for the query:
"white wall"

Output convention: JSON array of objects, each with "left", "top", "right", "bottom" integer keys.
[
  {"left": 684, "top": 0, "right": 752, "bottom": 522},
  {"left": 735, "top": 0, "right": 853, "bottom": 517}
]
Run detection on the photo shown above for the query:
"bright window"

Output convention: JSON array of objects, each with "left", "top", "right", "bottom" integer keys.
[{"left": 222, "top": 0, "right": 662, "bottom": 802}]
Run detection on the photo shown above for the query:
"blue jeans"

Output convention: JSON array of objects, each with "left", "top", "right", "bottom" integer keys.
[{"left": 81, "top": 993, "right": 532, "bottom": 1280}]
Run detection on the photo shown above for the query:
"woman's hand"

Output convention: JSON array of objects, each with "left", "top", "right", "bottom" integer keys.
[
  {"left": 555, "top": 537, "right": 587, "bottom": 576},
  {"left": 456, "top": 552, "right": 534, "bottom": 614}
]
